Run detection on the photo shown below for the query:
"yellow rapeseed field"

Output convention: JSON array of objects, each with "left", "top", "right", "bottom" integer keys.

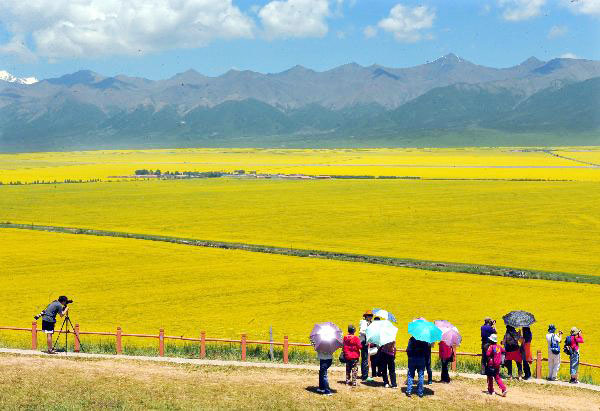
[
  {"left": 1, "top": 228, "right": 599, "bottom": 366},
  {"left": 1, "top": 147, "right": 599, "bottom": 182},
  {"left": 1, "top": 178, "right": 598, "bottom": 276}
]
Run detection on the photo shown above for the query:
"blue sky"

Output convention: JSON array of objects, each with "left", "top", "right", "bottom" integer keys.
[{"left": 0, "top": 0, "right": 598, "bottom": 80}]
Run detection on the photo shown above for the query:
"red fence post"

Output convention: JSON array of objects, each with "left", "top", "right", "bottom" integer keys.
[
  {"left": 283, "top": 336, "right": 289, "bottom": 364},
  {"left": 74, "top": 324, "right": 80, "bottom": 353},
  {"left": 159, "top": 329, "right": 165, "bottom": 357},
  {"left": 31, "top": 322, "right": 37, "bottom": 350},
  {"left": 536, "top": 350, "right": 542, "bottom": 379},
  {"left": 116, "top": 327, "right": 122, "bottom": 355},
  {"left": 200, "top": 331, "right": 206, "bottom": 359},
  {"left": 241, "top": 334, "right": 247, "bottom": 361}
]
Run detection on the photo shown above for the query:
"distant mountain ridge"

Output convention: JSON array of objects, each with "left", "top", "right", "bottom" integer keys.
[{"left": 1, "top": 54, "right": 599, "bottom": 151}]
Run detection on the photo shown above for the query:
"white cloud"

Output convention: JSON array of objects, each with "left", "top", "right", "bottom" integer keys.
[
  {"left": 363, "top": 25, "right": 378, "bottom": 38},
  {"left": 561, "top": 0, "right": 600, "bottom": 16},
  {"left": 377, "top": 4, "right": 435, "bottom": 43},
  {"left": 547, "top": 25, "right": 568, "bottom": 39},
  {"left": 560, "top": 52, "right": 578, "bottom": 59},
  {"left": 498, "top": 0, "right": 546, "bottom": 21},
  {"left": 258, "top": 0, "right": 332, "bottom": 39},
  {"left": 0, "top": 0, "right": 255, "bottom": 59}
]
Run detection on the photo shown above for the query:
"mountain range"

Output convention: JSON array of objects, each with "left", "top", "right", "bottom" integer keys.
[{"left": 1, "top": 54, "right": 599, "bottom": 152}]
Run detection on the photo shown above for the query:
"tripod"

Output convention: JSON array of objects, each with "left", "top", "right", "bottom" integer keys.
[{"left": 52, "top": 313, "right": 84, "bottom": 354}]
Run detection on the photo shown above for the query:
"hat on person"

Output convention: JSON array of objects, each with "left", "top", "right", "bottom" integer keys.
[
  {"left": 571, "top": 327, "right": 580, "bottom": 335},
  {"left": 488, "top": 334, "right": 498, "bottom": 343},
  {"left": 548, "top": 324, "right": 556, "bottom": 333},
  {"left": 363, "top": 310, "right": 373, "bottom": 317},
  {"left": 484, "top": 317, "right": 492, "bottom": 323}
]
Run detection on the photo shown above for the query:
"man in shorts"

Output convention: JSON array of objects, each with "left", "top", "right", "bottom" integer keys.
[{"left": 41, "top": 296, "right": 70, "bottom": 353}]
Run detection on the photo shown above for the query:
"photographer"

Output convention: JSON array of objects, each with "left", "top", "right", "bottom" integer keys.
[
  {"left": 39, "top": 296, "right": 70, "bottom": 354},
  {"left": 480, "top": 317, "right": 496, "bottom": 374}
]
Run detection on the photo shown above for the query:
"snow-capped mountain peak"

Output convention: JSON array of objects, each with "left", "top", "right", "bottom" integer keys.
[{"left": 0, "top": 70, "right": 38, "bottom": 85}]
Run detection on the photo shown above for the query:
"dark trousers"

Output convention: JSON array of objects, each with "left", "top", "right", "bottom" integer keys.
[
  {"left": 481, "top": 344, "right": 487, "bottom": 372},
  {"left": 523, "top": 360, "right": 531, "bottom": 379},
  {"left": 381, "top": 353, "right": 397, "bottom": 387},
  {"left": 371, "top": 352, "right": 380, "bottom": 377},
  {"left": 360, "top": 343, "right": 369, "bottom": 379},
  {"left": 425, "top": 350, "right": 432, "bottom": 383},
  {"left": 319, "top": 359, "right": 332, "bottom": 391},
  {"left": 441, "top": 359, "right": 451, "bottom": 382},
  {"left": 505, "top": 360, "right": 522, "bottom": 377}
]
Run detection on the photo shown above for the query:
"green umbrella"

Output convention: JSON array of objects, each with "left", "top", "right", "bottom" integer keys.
[
  {"left": 408, "top": 319, "right": 442, "bottom": 343},
  {"left": 366, "top": 319, "right": 398, "bottom": 346}
]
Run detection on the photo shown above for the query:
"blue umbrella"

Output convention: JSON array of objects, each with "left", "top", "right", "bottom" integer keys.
[
  {"left": 408, "top": 319, "right": 443, "bottom": 343},
  {"left": 310, "top": 322, "right": 343, "bottom": 354},
  {"left": 373, "top": 308, "right": 398, "bottom": 323}
]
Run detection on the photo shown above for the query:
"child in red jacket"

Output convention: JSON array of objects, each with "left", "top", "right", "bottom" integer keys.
[{"left": 343, "top": 325, "right": 362, "bottom": 386}]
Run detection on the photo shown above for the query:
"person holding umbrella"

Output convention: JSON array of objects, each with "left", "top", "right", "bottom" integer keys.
[
  {"left": 439, "top": 340, "right": 454, "bottom": 383},
  {"left": 434, "top": 319, "right": 461, "bottom": 384},
  {"left": 310, "top": 322, "right": 343, "bottom": 395},
  {"left": 365, "top": 318, "right": 398, "bottom": 384},
  {"left": 521, "top": 326, "right": 533, "bottom": 380},
  {"left": 406, "top": 319, "right": 442, "bottom": 398},
  {"left": 502, "top": 325, "right": 523, "bottom": 379},
  {"left": 501, "top": 311, "right": 536, "bottom": 380}
]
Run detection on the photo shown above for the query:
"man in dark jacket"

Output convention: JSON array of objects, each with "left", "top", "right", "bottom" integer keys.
[
  {"left": 406, "top": 337, "right": 428, "bottom": 397},
  {"left": 480, "top": 317, "right": 496, "bottom": 374}
]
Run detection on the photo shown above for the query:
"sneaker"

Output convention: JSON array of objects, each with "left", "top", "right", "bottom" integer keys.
[
  {"left": 366, "top": 377, "right": 374, "bottom": 382},
  {"left": 426, "top": 380, "right": 432, "bottom": 385},
  {"left": 384, "top": 384, "right": 390, "bottom": 388},
  {"left": 390, "top": 385, "right": 398, "bottom": 389},
  {"left": 418, "top": 393, "right": 424, "bottom": 398},
  {"left": 46, "top": 350, "right": 57, "bottom": 355},
  {"left": 323, "top": 391, "right": 333, "bottom": 396},
  {"left": 501, "top": 390, "right": 507, "bottom": 397},
  {"left": 316, "top": 388, "right": 325, "bottom": 394},
  {"left": 405, "top": 392, "right": 412, "bottom": 398}
]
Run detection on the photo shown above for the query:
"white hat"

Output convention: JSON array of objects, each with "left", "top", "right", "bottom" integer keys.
[{"left": 489, "top": 334, "right": 498, "bottom": 343}]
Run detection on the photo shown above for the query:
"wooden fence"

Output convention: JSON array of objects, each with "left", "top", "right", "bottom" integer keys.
[{"left": 1, "top": 323, "right": 598, "bottom": 380}]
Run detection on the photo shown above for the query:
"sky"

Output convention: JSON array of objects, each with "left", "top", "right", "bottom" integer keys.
[{"left": 0, "top": 0, "right": 599, "bottom": 80}]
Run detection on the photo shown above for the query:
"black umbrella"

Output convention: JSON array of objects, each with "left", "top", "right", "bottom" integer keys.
[{"left": 503, "top": 311, "right": 536, "bottom": 327}]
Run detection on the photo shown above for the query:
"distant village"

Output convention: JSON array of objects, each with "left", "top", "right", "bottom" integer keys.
[{"left": 109, "top": 169, "right": 422, "bottom": 180}]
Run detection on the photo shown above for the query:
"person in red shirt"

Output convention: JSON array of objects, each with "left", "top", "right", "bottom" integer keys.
[
  {"left": 343, "top": 325, "right": 362, "bottom": 386},
  {"left": 439, "top": 341, "right": 454, "bottom": 383}
]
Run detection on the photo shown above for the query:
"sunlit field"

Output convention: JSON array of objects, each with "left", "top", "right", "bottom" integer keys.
[
  {"left": 1, "top": 147, "right": 599, "bottom": 182},
  {"left": 1, "top": 178, "right": 598, "bottom": 276},
  {"left": 1, "top": 228, "right": 599, "bottom": 366}
]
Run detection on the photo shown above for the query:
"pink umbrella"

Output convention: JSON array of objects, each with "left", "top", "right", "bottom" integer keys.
[{"left": 434, "top": 320, "right": 462, "bottom": 346}]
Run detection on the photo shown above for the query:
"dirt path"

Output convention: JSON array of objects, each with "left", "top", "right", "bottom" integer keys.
[{"left": 1, "top": 353, "right": 599, "bottom": 410}]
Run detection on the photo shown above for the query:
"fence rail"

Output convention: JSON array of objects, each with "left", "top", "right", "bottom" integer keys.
[{"left": 1, "top": 323, "right": 598, "bottom": 377}]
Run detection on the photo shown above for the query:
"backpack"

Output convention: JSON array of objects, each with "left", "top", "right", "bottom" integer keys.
[
  {"left": 504, "top": 333, "right": 519, "bottom": 352},
  {"left": 563, "top": 336, "right": 573, "bottom": 356},
  {"left": 488, "top": 345, "right": 505, "bottom": 368},
  {"left": 550, "top": 335, "right": 561, "bottom": 355}
]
